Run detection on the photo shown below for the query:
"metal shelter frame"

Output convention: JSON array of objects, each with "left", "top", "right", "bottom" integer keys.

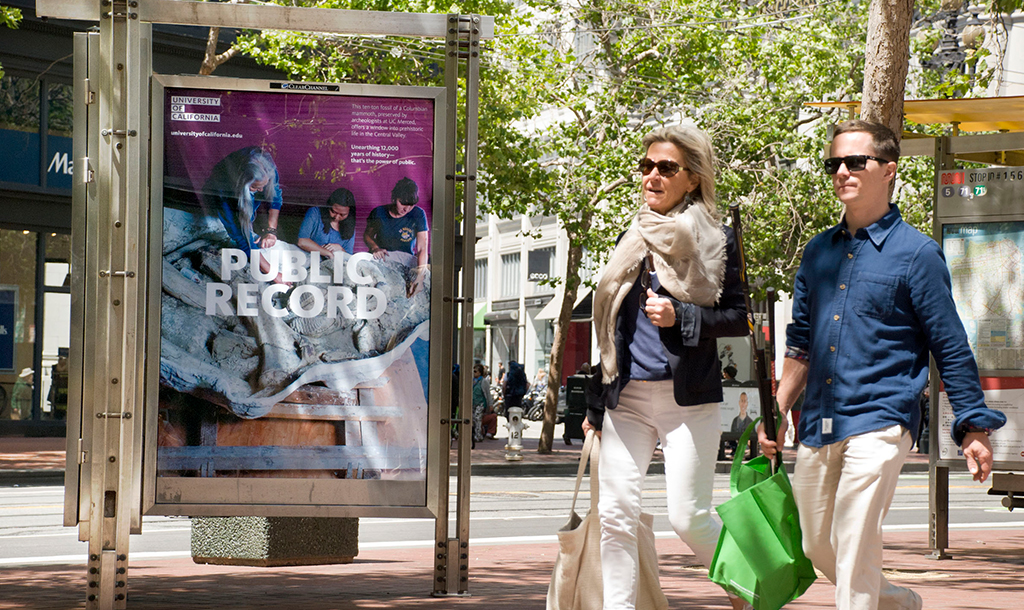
[
  {"left": 810, "top": 97, "right": 1024, "bottom": 559},
  {"left": 35, "top": 1, "right": 493, "bottom": 607}
]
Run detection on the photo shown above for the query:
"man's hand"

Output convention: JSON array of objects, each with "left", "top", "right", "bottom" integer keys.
[
  {"left": 371, "top": 248, "right": 388, "bottom": 261},
  {"left": 645, "top": 289, "right": 676, "bottom": 327},
  {"left": 260, "top": 232, "right": 278, "bottom": 248},
  {"left": 757, "top": 415, "right": 789, "bottom": 461},
  {"left": 962, "top": 431, "right": 994, "bottom": 483}
]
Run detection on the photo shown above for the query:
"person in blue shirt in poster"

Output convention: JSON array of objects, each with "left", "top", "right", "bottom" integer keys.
[
  {"left": 364, "top": 177, "right": 429, "bottom": 296},
  {"left": 201, "top": 146, "right": 286, "bottom": 284},
  {"left": 297, "top": 187, "right": 357, "bottom": 258},
  {"left": 759, "top": 120, "right": 1005, "bottom": 610}
]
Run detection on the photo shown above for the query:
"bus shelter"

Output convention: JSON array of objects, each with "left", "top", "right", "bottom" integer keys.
[
  {"left": 809, "top": 96, "right": 1024, "bottom": 558},
  {"left": 36, "top": 1, "right": 492, "bottom": 607}
]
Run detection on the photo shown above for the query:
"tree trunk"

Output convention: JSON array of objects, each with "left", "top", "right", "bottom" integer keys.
[
  {"left": 537, "top": 216, "right": 591, "bottom": 454},
  {"left": 860, "top": 0, "right": 915, "bottom": 142}
]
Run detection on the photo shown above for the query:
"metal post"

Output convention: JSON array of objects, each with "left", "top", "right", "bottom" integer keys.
[
  {"left": 457, "top": 15, "right": 481, "bottom": 595},
  {"left": 77, "top": 2, "right": 151, "bottom": 607},
  {"left": 432, "top": 13, "right": 480, "bottom": 596},
  {"left": 928, "top": 135, "right": 953, "bottom": 560}
]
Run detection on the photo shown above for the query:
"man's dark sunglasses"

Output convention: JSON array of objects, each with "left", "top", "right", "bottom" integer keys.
[
  {"left": 823, "top": 155, "right": 892, "bottom": 174},
  {"left": 638, "top": 158, "right": 685, "bottom": 178}
]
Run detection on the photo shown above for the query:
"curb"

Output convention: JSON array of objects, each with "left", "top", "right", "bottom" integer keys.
[
  {"left": 450, "top": 458, "right": 936, "bottom": 477},
  {"left": 0, "top": 469, "right": 64, "bottom": 485},
  {"left": 0, "top": 460, "right": 937, "bottom": 485}
]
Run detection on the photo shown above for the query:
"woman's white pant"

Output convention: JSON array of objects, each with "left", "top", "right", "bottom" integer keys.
[{"left": 598, "top": 379, "right": 722, "bottom": 610}]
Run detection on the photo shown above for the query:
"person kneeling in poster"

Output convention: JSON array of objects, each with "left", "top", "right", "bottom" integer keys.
[
  {"left": 202, "top": 146, "right": 289, "bottom": 285},
  {"left": 364, "top": 177, "right": 429, "bottom": 297},
  {"left": 297, "top": 188, "right": 357, "bottom": 257}
]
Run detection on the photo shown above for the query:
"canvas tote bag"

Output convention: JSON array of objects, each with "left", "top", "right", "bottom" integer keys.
[{"left": 546, "top": 430, "right": 668, "bottom": 610}]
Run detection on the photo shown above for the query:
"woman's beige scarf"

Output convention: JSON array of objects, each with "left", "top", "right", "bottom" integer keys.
[{"left": 594, "top": 199, "right": 727, "bottom": 384}]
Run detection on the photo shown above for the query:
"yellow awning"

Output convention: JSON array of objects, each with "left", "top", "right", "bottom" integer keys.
[{"left": 805, "top": 96, "right": 1024, "bottom": 133}]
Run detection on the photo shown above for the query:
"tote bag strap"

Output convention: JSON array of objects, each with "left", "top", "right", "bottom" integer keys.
[
  {"left": 730, "top": 417, "right": 762, "bottom": 496},
  {"left": 569, "top": 430, "right": 601, "bottom": 514}
]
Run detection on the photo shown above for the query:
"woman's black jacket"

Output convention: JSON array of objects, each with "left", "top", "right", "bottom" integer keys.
[{"left": 585, "top": 225, "right": 748, "bottom": 430}]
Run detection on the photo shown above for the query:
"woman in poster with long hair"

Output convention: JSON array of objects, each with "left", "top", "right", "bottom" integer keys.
[{"left": 202, "top": 146, "right": 287, "bottom": 284}]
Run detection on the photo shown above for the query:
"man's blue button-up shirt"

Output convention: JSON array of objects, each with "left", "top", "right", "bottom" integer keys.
[{"left": 786, "top": 205, "right": 1005, "bottom": 448}]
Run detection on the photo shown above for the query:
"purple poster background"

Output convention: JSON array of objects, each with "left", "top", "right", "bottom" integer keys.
[
  {"left": 156, "top": 85, "right": 437, "bottom": 484},
  {"left": 163, "top": 87, "right": 435, "bottom": 245}
]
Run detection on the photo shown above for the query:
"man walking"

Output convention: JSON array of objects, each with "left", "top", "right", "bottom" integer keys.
[{"left": 759, "top": 120, "right": 1005, "bottom": 610}]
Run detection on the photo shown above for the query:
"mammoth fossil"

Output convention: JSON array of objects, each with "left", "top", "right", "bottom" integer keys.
[{"left": 159, "top": 207, "right": 431, "bottom": 419}]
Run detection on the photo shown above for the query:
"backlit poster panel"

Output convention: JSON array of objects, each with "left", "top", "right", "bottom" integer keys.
[{"left": 154, "top": 78, "right": 439, "bottom": 498}]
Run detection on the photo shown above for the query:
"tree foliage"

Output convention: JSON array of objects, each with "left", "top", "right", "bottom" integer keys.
[
  {"left": 205, "top": 0, "right": 1022, "bottom": 452},
  {"left": 0, "top": 4, "right": 22, "bottom": 79}
]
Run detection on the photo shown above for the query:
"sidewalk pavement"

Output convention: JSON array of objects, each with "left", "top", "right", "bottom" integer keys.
[
  {"left": 2, "top": 431, "right": 993, "bottom": 610},
  {"left": 0, "top": 527, "right": 1021, "bottom": 609}
]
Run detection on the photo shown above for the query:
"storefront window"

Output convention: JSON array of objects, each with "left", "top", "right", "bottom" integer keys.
[
  {"left": 501, "top": 253, "right": 520, "bottom": 298},
  {"left": 0, "top": 228, "right": 38, "bottom": 421},
  {"left": 0, "top": 76, "right": 41, "bottom": 186},
  {"left": 529, "top": 246, "right": 556, "bottom": 295},
  {"left": 473, "top": 258, "right": 487, "bottom": 300},
  {"left": 0, "top": 230, "right": 70, "bottom": 423},
  {"left": 47, "top": 82, "right": 74, "bottom": 137},
  {"left": 0, "top": 76, "right": 74, "bottom": 189},
  {"left": 534, "top": 318, "right": 553, "bottom": 373},
  {"left": 0, "top": 75, "right": 40, "bottom": 131},
  {"left": 42, "top": 233, "right": 71, "bottom": 419}
]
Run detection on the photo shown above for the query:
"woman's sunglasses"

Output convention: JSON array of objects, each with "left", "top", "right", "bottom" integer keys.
[
  {"left": 637, "top": 158, "right": 685, "bottom": 178},
  {"left": 823, "top": 155, "right": 891, "bottom": 174}
]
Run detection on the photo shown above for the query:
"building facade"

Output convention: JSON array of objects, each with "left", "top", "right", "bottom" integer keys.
[{"left": 473, "top": 211, "right": 593, "bottom": 387}]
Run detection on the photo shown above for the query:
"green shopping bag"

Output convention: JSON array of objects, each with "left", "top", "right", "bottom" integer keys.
[{"left": 708, "top": 418, "right": 816, "bottom": 610}]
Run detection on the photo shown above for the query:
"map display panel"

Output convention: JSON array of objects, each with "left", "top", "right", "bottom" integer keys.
[{"left": 941, "top": 221, "right": 1024, "bottom": 372}]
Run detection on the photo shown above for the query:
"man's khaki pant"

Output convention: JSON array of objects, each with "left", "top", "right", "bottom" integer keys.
[{"left": 793, "top": 424, "right": 921, "bottom": 610}]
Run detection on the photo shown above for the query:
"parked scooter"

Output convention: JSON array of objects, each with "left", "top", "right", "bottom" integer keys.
[{"left": 523, "top": 385, "right": 566, "bottom": 421}]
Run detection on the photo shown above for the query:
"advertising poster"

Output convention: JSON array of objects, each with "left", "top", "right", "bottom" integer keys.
[
  {"left": 720, "top": 384, "right": 761, "bottom": 434},
  {"left": 938, "top": 377, "right": 1024, "bottom": 464},
  {"left": 156, "top": 82, "right": 436, "bottom": 484}
]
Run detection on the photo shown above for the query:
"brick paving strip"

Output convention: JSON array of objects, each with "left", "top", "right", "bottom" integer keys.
[{"left": 0, "top": 530, "right": 1021, "bottom": 610}]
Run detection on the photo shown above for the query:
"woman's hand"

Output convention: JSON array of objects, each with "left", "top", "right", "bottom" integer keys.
[
  {"left": 260, "top": 232, "right": 278, "bottom": 248},
  {"left": 581, "top": 418, "right": 601, "bottom": 439},
  {"left": 371, "top": 248, "right": 388, "bottom": 261},
  {"left": 324, "top": 243, "right": 342, "bottom": 253},
  {"left": 407, "top": 267, "right": 427, "bottom": 297},
  {"left": 644, "top": 289, "right": 676, "bottom": 327}
]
